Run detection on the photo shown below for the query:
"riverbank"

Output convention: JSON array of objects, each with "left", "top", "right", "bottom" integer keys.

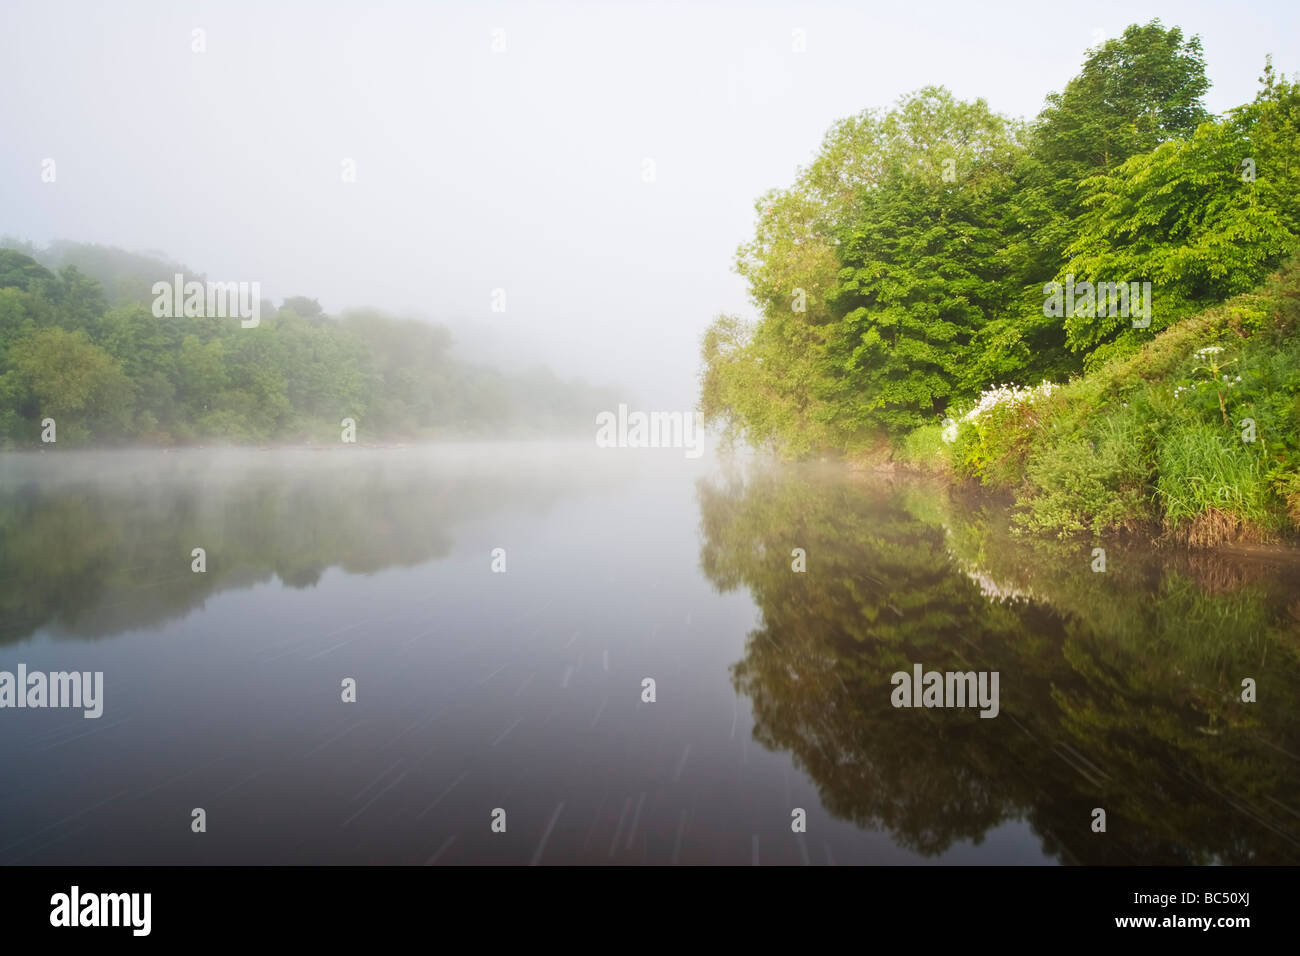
[{"left": 889, "top": 261, "right": 1300, "bottom": 548}]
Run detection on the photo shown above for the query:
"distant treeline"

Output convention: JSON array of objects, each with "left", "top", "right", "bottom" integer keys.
[{"left": 0, "top": 239, "right": 616, "bottom": 446}]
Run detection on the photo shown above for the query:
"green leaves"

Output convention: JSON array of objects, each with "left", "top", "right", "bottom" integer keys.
[
  {"left": 4, "top": 327, "right": 134, "bottom": 442},
  {"left": 700, "top": 20, "right": 1300, "bottom": 458},
  {"left": 1033, "top": 20, "right": 1210, "bottom": 187},
  {"left": 1059, "top": 115, "right": 1299, "bottom": 355},
  {"left": 0, "top": 245, "right": 610, "bottom": 446},
  {"left": 825, "top": 166, "right": 1020, "bottom": 434}
]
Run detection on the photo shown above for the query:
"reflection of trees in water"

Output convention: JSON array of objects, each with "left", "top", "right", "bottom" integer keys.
[
  {"left": 697, "top": 464, "right": 1300, "bottom": 864},
  {"left": 0, "top": 448, "right": 610, "bottom": 643}
]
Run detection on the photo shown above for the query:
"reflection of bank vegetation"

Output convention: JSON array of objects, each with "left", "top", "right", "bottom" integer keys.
[
  {"left": 0, "top": 448, "right": 620, "bottom": 644},
  {"left": 697, "top": 464, "right": 1300, "bottom": 863}
]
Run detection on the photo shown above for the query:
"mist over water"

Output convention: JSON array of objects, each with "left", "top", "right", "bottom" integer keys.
[{"left": 2, "top": 446, "right": 1296, "bottom": 864}]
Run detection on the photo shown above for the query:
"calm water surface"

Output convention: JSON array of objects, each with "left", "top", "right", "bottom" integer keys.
[{"left": 1, "top": 444, "right": 1298, "bottom": 865}]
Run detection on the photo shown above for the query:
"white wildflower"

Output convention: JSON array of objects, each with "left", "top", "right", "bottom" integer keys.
[{"left": 960, "top": 380, "right": 1058, "bottom": 424}]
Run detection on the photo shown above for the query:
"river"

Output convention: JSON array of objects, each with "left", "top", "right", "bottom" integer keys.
[{"left": 1, "top": 444, "right": 1297, "bottom": 864}]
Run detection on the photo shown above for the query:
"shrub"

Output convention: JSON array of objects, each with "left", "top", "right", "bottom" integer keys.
[
  {"left": 1016, "top": 408, "right": 1156, "bottom": 537},
  {"left": 948, "top": 381, "right": 1059, "bottom": 485}
]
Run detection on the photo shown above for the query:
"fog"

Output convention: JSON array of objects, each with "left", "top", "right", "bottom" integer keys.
[{"left": 1, "top": 0, "right": 1293, "bottom": 409}]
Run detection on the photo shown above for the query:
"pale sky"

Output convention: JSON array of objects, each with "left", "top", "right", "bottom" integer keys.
[{"left": 2, "top": 0, "right": 1296, "bottom": 407}]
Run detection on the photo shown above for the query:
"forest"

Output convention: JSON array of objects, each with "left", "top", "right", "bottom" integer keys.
[
  {"left": 0, "top": 239, "right": 615, "bottom": 446},
  {"left": 700, "top": 20, "right": 1300, "bottom": 545}
]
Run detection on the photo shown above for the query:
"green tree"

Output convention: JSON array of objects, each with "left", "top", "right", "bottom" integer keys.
[
  {"left": 0, "top": 249, "right": 56, "bottom": 292},
  {"left": 1033, "top": 20, "right": 1209, "bottom": 185},
  {"left": 50, "top": 266, "right": 109, "bottom": 336},
  {"left": 1058, "top": 112, "right": 1299, "bottom": 362},
  {"left": 826, "top": 162, "right": 1022, "bottom": 435},
  {"left": 705, "top": 87, "right": 1024, "bottom": 450},
  {"left": 4, "top": 327, "right": 134, "bottom": 442}
]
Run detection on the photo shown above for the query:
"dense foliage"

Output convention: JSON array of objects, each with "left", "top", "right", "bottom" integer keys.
[
  {"left": 701, "top": 22, "right": 1300, "bottom": 459},
  {"left": 0, "top": 241, "right": 613, "bottom": 446},
  {"left": 925, "top": 260, "right": 1300, "bottom": 546}
]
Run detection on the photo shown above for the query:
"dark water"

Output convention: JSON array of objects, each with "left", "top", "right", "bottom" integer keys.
[{"left": 1, "top": 445, "right": 1298, "bottom": 865}]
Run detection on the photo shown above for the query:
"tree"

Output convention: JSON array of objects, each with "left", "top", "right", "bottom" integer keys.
[
  {"left": 1058, "top": 110, "right": 1299, "bottom": 362},
  {"left": 1033, "top": 20, "right": 1209, "bottom": 184},
  {"left": 4, "top": 328, "right": 134, "bottom": 442},
  {"left": 1003, "top": 20, "right": 1213, "bottom": 351},
  {"left": 0, "top": 250, "right": 55, "bottom": 292},
  {"left": 51, "top": 266, "right": 108, "bottom": 336},
  {"left": 280, "top": 296, "right": 324, "bottom": 319},
  {"left": 826, "top": 169, "right": 1020, "bottom": 434},
  {"left": 706, "top": 87, "right": 1025, "bottom": 450}
]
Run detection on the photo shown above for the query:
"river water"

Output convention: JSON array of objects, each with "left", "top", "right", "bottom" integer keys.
[{"left": 1, "top": 444, "right": 1297, "bottom": 864}]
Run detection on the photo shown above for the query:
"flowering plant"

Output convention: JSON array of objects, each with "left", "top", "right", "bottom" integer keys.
[
  {"left": 1183, "top": 344, "right": 1239, "bottom": 426},
  {"left": 947, "top": 380, "right": 1060, "bottom": 481},
  {"left": 959, "top": 380, "right": 1059, "bottom": 425}
]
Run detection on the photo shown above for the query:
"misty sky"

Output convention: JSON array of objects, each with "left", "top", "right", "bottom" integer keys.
[{"left": 2, "top": 0, "right": 1296, "bottom": 408}]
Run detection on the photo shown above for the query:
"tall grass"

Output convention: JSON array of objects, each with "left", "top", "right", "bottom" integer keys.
[
  {"left": 899, "top": 259, "right": 1300, "bottom": 546},
  {"left": 1156, "top": 423, "right": 1277, "bottom": 546}
]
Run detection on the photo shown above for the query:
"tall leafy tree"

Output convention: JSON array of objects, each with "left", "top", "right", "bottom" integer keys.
[
  {"left": 1058, "top": 73, "right": 1300, "bottom": 363},
  {"left": 826, "top": 163, "right": 1020, "bottom": 435},
  {"left": 705, "top": 87, "right": 1024, "bottom": 450},
  {"left": 3, "top": 327, "right": 134, "bottom": 442},
  {"left": 1033, "top": 20, "right": 1209, "bottom": 184},
  {"left": 0, "top": 250, "right": 56, "bottom": 292}
]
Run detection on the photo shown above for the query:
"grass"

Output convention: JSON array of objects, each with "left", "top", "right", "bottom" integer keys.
[
  {"left": 901, "top": 258, "right": 1300, "bottom": 547},
  {"left": 1156, "top": 423, "right": 1278, "bottom": 546},
  {"left": 895, "top": 422, "right": 950, "bottom": 472}
]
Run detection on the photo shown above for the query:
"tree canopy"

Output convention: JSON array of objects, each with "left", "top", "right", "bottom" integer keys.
[
  {"left": 701, "top": 21, "right": 1300, "bottom": 456},
  {"left": 0, "top": 243, "right": 615, "bottom": 446}
]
